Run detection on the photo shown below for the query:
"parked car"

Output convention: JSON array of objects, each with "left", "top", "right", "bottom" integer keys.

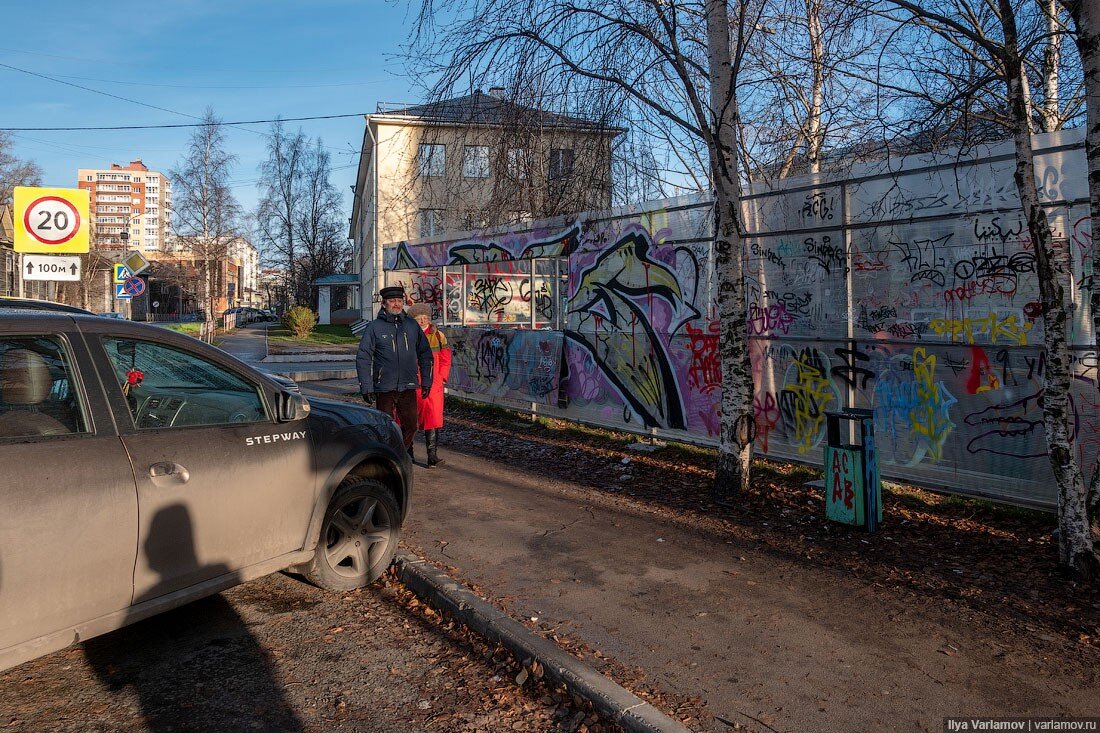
[
  {"left": 98, "top": 312, "right": 127, "bottom": 320},
  {"left": 0, "top": 297, "right": 92, "bottom": 315},
  {"left": 0, "top": 311, "right": 411, "bottom": 672}
]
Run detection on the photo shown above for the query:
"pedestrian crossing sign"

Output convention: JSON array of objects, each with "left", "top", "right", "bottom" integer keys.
[{"left": 113, "top": 264, "right": 132, "bottom": 284}]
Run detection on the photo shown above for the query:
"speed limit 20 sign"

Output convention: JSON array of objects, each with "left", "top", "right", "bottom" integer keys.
[{"left": 13, "top": 187, "right": 90, "bottom": 253}]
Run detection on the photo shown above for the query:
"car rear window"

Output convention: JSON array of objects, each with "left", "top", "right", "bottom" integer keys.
[{"left": 0, "top": 337, "right": 87, "bottom": 438}]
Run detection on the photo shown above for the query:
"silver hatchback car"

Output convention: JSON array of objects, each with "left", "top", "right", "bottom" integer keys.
[{"left": 0, "top": 311, "right": 411, "bottom": 672}]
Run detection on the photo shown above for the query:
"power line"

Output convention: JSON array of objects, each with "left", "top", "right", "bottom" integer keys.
[
  {"left": 47, "top": 73, "right": 392, "bottom": 91},
  {"left": 0, "top": 61, "right": 199, "bottom": 122},
  {"left": 0, "top": 113, "right": 369, "bottom": 132},
  {"left": 0, "top": 45, "right": 393, "bottom": 75}
]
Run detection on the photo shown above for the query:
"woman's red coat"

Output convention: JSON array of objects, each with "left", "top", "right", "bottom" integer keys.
[{"left": 418, "top": 326, "right": 451, "bottom": 430}]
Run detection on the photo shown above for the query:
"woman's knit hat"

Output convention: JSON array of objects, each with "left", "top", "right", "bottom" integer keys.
[{"left": 408, "top": 303, "right": 432, "bottom": 319}]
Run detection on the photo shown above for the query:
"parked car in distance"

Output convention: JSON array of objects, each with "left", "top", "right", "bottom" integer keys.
[
  {"left": 98, "top": 312, "right": 127, "bottom": 319},
  {"left": 0, "top": 311, "right": 411, "bottom": 672}
]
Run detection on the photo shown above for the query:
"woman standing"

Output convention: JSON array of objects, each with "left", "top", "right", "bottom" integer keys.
[{"left": 408, "top": 303, "right": 452, "bottom": 467}]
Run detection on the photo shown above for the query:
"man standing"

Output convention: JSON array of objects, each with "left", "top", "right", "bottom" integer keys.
[{"left": 356, "top": 286, "right": 433, "bottom": 459}]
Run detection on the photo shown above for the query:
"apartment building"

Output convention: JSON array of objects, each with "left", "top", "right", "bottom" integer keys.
[
  {"left": 77, "top": 159, "right": 172, "bottom": 252},
  {"left": 349, "top": 88, "right": 622, "bottom": 308}
]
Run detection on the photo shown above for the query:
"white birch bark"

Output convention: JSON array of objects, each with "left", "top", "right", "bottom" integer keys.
[
  {"left": 1064, "top": 0, "right": 1100, "bottom": 539},
  {"left": 805, "top": 0, "right": 826, "bottom": 173},
  {"left": 1001, "top": 0, "right": 1098, "bottom": 577},
  {"left": 1041, "top": 0, "right": 1063, "bottom": 132},
  {"left": 708, "top": 0, "right": 756, "bottom": 497}
]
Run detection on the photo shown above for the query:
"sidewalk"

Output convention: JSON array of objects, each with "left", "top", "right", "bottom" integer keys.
[
  {"left": 300, "top": 380, "right": 1099, "bottom": 733},
  {"left": 216, "top": 324, "right": 356, "bottom": 381}
]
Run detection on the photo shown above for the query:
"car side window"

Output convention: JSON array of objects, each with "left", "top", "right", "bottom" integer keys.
[
  {"left": 104, "top": 338, "right": 269, "bottom": 429},
  {"left": 0, "top": 336, "right": 87, "bottom": 438}
]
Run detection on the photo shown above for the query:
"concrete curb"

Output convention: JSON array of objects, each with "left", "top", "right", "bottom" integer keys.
[{"left": 393, "top": 552, "right": 695, "bottom": 733}]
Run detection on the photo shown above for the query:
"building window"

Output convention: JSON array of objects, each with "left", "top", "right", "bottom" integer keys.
[
  {"left": 417, "top": 144, "right": 445, "bottom": 177},
  {"left": 463, "top": 211, "right": 489, "bottom": 229},
  {"left": 418, "top": 209, "right": 443, "bottom": 238},
  {"left": 463, "top": 145, "right": 490, "bottom": 179},
  {"left": 85, "top": 176, "right": 92, "bottom": 181},
  {"left": 507, "top": 148, "right": 530, "bottom": 179},
  {"left": 549, "top": 148, "right": 574, "bottom": 179}
]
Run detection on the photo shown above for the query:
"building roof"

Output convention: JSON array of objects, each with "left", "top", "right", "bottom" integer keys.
[
  {"left": 374, "top": 90, "right": 621, "bottom": 133},
  {"left": 313, "top": 273, "right": 360, "bottom": 286}
]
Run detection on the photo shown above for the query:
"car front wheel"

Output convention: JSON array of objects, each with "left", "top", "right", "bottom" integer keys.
[{"left": 305, "top": 479, "right": 400, "bottom": 591}]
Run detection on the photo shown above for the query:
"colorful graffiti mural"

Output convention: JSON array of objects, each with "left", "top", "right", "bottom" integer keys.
[{"left": 385, "top": 128, "right": 1095, "bottom": 508}]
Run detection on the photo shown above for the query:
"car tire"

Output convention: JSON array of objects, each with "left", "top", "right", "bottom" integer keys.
[{"left": 304, "top": 479, "right": 401, "bottom": 591}]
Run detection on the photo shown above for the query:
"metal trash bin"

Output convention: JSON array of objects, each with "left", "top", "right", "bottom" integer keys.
[{"left": 823, "top": 409, "right": 882, "bottom": 532}]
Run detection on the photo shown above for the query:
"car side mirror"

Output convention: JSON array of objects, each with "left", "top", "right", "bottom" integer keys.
[{"left": 278, "top": 391, "right": 311, "bottom": 422}]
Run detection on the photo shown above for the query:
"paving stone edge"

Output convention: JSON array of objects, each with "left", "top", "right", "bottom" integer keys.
[{"left": 393, "top": 551, "right": 695, "bottom": 733}]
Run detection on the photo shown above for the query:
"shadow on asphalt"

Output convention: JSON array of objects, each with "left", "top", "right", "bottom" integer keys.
[{"left": 84, "top": 505, "right": 302, "bottom": 732}]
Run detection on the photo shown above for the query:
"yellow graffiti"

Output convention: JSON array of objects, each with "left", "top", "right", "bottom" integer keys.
[
  {"left": 928, "top": 312, "right": 1033, "bottom": 346},
  {"left": 910, "top": 347, "right": 956, "bottom": 460},
  {"left": 784, "top": 349, "right": 836, "bottom": 453}
]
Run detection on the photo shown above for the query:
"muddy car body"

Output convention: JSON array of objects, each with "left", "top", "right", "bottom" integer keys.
[{"left": 0, "top": 312, "right": 410, "bottom": 671}]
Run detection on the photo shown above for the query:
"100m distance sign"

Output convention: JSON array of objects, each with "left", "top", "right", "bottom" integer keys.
[{"left": 13, "top": 187, "right": 90, "bottom": 254}]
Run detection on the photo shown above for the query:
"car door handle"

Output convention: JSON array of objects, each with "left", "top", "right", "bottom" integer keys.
[{"left": 149, "top": 462, "right": 190, "bottom": 483}]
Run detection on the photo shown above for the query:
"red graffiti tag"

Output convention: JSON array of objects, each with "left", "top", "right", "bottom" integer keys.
[{"left": 686, "top": 321, "right": 721, "bottom": 393}]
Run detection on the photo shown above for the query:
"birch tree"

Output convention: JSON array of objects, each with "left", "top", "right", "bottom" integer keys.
[
  {"left": 170, "top": 109, "right": 240, "bottom": 319},
  {"left": 413, "top": 0, "right": 764, "bottom": 496},
  {"left": 881, "top": 0, "right": 1098, "bottom": 577},
  {"left": 1061, "top": 0, "right": 1100, "bottom": 536},
  {"left": 256, "top": 121, "right": 307, "bottom": 304},
  {"left": 295, "top": 139, "right": 351, "bottom": 309}
]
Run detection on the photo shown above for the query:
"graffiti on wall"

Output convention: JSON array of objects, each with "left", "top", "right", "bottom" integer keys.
[{"left": 384, "top": 130, "right": 1096, "bottom": 507}]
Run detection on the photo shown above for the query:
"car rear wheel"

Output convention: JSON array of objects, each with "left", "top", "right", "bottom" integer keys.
[{"left": 304, "top": 479, "right": 400, "bottom": 591}]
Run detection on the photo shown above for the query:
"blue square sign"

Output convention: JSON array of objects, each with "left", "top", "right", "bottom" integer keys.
[{"left": 115, "top": 283, "right": 133, "bottom": 300}]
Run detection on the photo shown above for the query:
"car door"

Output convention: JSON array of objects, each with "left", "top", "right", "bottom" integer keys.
[
  {"left": 0, "top": 327, "right": 137, "bottom": 665},
  {"left": 86, "top": 332, "right": 315, "bottom": 601}
]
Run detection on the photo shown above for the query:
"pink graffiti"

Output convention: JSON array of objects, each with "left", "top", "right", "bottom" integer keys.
[{"left": 753, "top": 392, "right": 780, "bottom": 453}]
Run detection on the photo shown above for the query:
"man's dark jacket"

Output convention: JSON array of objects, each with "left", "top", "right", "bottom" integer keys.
[{"left": 356, "top": 308, "right": 434, "bottom": 395}]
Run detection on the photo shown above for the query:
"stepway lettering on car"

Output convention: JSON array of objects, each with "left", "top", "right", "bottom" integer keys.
[{"left": 246, "top": 431, "right": 307, "bottom": 446}]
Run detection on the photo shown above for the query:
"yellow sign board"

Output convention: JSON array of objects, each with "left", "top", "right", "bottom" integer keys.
[
  {"left": 13, "top": 187, "right": 90, "bottom": 254},
  {"left": 123, "top": 250, "right": 150, "bottom": 276}
]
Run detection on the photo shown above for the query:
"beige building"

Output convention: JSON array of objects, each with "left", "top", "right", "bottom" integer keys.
[
  {"left": 77, "top": 159, "right": 172, "bottom": 253},
  {"left": 349, "top": 89, "right": 621, "bottom": 309}
]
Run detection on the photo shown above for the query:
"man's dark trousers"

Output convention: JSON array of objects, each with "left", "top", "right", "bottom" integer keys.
[{"left": 377, "top": 389, "right": 418, "bottom": 451}]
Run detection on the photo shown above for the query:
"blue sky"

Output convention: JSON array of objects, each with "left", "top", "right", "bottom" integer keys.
[{"left": 2, "top": 0, "right": 429, "bottom": 218}]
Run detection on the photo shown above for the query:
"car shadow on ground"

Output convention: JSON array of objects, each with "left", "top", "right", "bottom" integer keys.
[{"left": 83, "top": 504, "right": 302, "bottom": 732}]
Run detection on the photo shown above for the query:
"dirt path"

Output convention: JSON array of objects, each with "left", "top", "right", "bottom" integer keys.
[
  {"left": 374, "top": 396, "right": 1100, "bottom": 733},
  {"left": 0, "top": 572, "right": 614, "bottom": 732}
]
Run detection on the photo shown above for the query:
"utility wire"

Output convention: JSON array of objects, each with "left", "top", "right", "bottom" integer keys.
[
  {"left": 1, "top": 113, "right": 370, "bottom": 132},
  {"left": 0, "top": 61, "right": 200, "bottom": 122},
  {"left": 0, "top": 61, "right": 362, "bottom": 156}
]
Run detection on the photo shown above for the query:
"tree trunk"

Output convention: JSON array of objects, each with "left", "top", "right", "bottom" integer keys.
[
  {"left": 708, "top": 0, "right": 756, "bottom": 498},
  {"left": 1042, "top": 0, "right": 1062, "bottom": 132},
  {"left": 1001, "top": 2, "right": 1098, "bottom": 577},
  {"left": 805, "top": 0, "right": 826, "bottom": 173},
  {"left": 1062, "top": 0, "right": 1100, "bottom": 544}
]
